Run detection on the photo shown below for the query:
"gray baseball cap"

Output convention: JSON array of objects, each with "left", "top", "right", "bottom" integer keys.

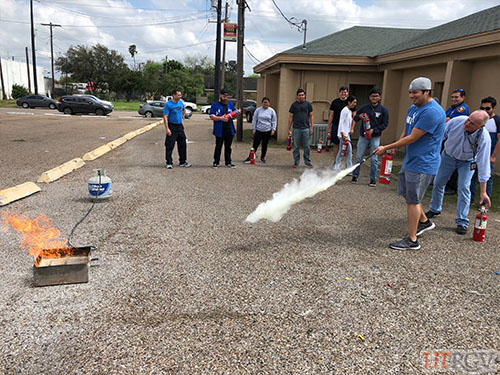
[{"left": 409, "top": 77, "right": 432, "bottom": 91}]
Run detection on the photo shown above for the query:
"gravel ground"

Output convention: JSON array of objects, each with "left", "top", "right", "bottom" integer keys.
[{"left": 0, "top": 111, "right": 499, "bottom": 374}]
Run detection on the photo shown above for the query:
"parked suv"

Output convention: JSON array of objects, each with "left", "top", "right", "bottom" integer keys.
[
  {"left": 57, "top": 96, "right": 113, "bottom": 115},
  {"left": 72, "top": 94, "right": 114, "bottom": 109},
  {"left": 16, "top": 95, "right": 58, "bottom": 109}
]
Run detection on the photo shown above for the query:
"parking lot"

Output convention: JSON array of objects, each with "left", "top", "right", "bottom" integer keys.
[{"left": 0, "top": 109, "right": 499, "bottom": 374}]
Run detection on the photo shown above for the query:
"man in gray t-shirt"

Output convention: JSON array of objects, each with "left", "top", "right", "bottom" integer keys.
[{"left": 288, "top": 88, "right": 314, "bottom": 168}]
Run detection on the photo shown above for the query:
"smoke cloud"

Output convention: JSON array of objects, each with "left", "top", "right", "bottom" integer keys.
[{"left": 246, "top": 163, "right": 360, "bottom": 223}]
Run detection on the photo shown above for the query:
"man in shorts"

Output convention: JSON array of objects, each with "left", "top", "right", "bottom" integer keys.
[{"left": 374, "top": 77, "right": 446, "bottom": 250}]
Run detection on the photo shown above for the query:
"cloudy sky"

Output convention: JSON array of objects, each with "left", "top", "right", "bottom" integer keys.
[{"left": 0, "top": 0, "right": 498, "bottom": 78}]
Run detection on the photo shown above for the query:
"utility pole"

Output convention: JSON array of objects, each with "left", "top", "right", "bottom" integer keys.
[
  {"left": 30, "top": 0, "right": 38, "bottom": 94},
  {"left": 220, "top": 1, "right": 229, "bottom": 88},
  {"left": 25, "top": 47, "right": 31, "bottom": 92},
  {"left": 236, "top": 0, "right": 245, "bottom": 142},
  {"left": 214, "top": 0, "right": 222, "bottom": 99},
  {"left": 41, "top": 22, "right": 61, "bottom": 98},
  {"left": 165, "top": 55, "right": 168, "bottom": 74},
  {"left": 0, "top": 57, "right": 6, "bottom": 100}
]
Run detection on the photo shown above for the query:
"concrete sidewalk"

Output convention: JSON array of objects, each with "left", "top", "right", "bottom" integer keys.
[{"left": 0, "top": 112, "right": 499, "bottom": 374}]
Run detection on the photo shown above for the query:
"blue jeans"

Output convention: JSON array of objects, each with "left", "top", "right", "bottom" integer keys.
[
  {"left": 334, "top": 139, "right": 352, "bottom": 170},
  {"left": 292, "top": 128, "right": 311, "bottom": 164},
  {"left": 430, "top": 152, "right": 475, "bottom": 227},
  {"left": 352, "top": 136, "right": 380, "bottom": 181}
]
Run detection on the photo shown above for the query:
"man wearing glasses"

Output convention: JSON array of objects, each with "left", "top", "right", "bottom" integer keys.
[
  {"left": 425, "top": 110, "right": 491, "bottom": 235},
  {"left": 444, "top": 88, "right": 470, "bottom": 195},
  {"left": 470, "top": 96, "right": 500, "bottom": 203}
]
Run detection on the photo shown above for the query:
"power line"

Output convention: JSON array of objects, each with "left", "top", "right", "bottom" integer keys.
[{"left": 270, "top": 0, "right": 306, "bottom": 32}]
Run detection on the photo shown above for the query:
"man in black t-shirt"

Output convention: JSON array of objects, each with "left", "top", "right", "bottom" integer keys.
[
  {"left": 327, "top": 86, "right": 349, "bottom": 159},
  {"left": 288, "top": 88, "right": 314, "bottom": 168}
]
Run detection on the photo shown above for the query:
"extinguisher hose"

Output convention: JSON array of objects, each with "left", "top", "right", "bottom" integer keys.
[{"left": 360, "top": 151, "right": 377, "bottom": 165}]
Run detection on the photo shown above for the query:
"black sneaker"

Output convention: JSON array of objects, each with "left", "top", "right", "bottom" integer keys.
[
  {"left": 369, "top": 180, "right": 376, "bottom": 187},
  {"left": 243, "top": 157, "right": 251, "bottom": 164},
  {"left": 456, "top": 225, "right": 467, "bottom": 235},
  {"left": 425, "top": 210, "right": 440, "bottom": 219},
  {"left": 179, "top": 162, "right": 192, "bottom": 168},
  {"left": 226, "top": 163, "right": 236, "bottom": 168},
  {"left": 351, "top": 176, "right": 358, "bottom": 184},
  {"left": 389, "top": 237, "right": 420, "bottom": 250},
  {"left": 416, "top": 219, "right": 435, "bottom": 236},
  {"left": 260, "top": 158, "right": 266, "bottom": 164},
  {"left": 212, "top": 163, "right": 218, "bottom": 169}
]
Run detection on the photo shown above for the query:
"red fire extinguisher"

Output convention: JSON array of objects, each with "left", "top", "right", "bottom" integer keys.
[
  {"left": 378, "top": 150, "right": 393, "bottom": 184},
  {"left": 250, "top": 148, "right": 255, "bottom": 165},
  {"left": 325, "top": 134, "right": 331, "bottom": 152},
  {"left": 286, "top": 133, "right": 292, "bottom": 151},
  {"left": 223, "top": 109, "right": 240, "bottom": 119},
  {"left": 473, "top": 206, "right": 488, "bottom": 242},
  {"left": 317, "top": 139, "right": 323, "bottom": 153},
  {"left": 341, "top": 140, "right": 349, "bottom": 157},
  {"left": 362, "top": 114, "right": 372, "bottom": 139}
]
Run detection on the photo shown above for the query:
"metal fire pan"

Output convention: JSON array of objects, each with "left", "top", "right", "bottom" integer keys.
[
  {"left": 35, "top": 246, "right": 94, "bottom": 267},
  {"left": 33, "top": 246, "right": 99, "bottom": 287}
]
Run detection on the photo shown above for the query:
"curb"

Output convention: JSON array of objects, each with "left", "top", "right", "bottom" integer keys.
[
  {"left": 0, "top": 182, "right": 41, "bottom": 206},
  {"left": 38, "top": 158, "right": 86, "bottom": 183},
  {"left": 1, "top": 120, "right": 162, "bottom": 206}
]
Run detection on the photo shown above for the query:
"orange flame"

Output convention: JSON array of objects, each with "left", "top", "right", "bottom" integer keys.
[{"left": 1, "top": 210, "right": 68, "bottom": 265}]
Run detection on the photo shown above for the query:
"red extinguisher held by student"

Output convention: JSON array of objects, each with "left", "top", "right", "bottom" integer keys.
[
  {"left": 473, "top": 205, "right": 488, "bottom": 242},
  {"left": 223, "top": 109, "right": 240, "bottom": 119},
  {"left": 325, "top": 134, "right": 331, "bottom": 152},
  {"left": 341, "top": 140, "right": 349, "bottom": 157},
  {"left": 361, "top": 113, "right": 372, "bottom": 139},
  {"left": 378, "top": 149, "right": 394, "bottom": 184},
  {"left": 286, "top": 133, "right": 292, "bottom": 151}
]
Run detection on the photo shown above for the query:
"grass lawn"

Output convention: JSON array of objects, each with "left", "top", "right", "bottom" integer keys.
[
  {"left": 111, "top": 100, "right": 143, "bottom": 111},
  {"left": 0, "top": 100, "right": 18, "bottom": 108}
]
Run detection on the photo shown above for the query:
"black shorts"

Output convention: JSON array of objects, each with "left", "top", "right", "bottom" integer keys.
[{"left": 330, "top": 124, "right": 340, "bottom": 145}]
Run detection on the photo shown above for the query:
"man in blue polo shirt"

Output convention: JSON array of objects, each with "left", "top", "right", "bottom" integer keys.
[
  {"left": 163, "top": 89, "right": 192, "bottom": 169},
  {"left": 374, "top": 77, "right": 446, "bottom": 250}
]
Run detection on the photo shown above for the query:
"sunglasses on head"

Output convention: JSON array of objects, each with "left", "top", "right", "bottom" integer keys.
[{"left": 480, "top": 106, "right": 492, "bottom": 111}]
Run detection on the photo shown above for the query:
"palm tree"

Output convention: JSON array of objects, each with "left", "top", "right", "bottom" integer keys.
[{"left": 128, "top": 44, "right": 137, "bottom": 70}]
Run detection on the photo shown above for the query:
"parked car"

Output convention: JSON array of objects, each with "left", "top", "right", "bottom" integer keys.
[
  {"left": 160, "top": 96, "right": 197, "bottom": 117},
  {"left": 138, "top": 101, "right": 193, "bottom": 119},
  {"left": 16, "top": 95, "right": 58, "bottom": 109},
  {"left": 242, "top": 100, "right": 257, "bottom": 122},
  {"left": 72, "top": 94, "right": 114, "bottom": 109},
  {"left": 56, "top": 96, "right": 113, "bottom": 115},
  {"left": 202, "top": 100, "right": 256, "bottom": 120}
]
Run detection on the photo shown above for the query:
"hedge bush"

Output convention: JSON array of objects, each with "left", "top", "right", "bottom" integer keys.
[{"left": 11, "top": 84, "right": 29, "bottom": 99}]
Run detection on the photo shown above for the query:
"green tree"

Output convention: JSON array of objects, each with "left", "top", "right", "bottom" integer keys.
[
  {"left": 56, "top": 44, "right": 127, "bottom": 93},
  {"left": 160, "top": 69, "right": 204, "bottom": 101},
  {"left": 128, "top": 44, "right": 137, "bottom": 70},
  {"left": 115, "top": 68, "right": 143, "bottom": 101},
  {"left": 165, "top": 59, "right": 184, "bottom": 72},
  {"left": 11, "top": 84, "right": 29, "bottom": 99},
  {"left": 143, "top": 60, "right": 164, "bottom": 99}
]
